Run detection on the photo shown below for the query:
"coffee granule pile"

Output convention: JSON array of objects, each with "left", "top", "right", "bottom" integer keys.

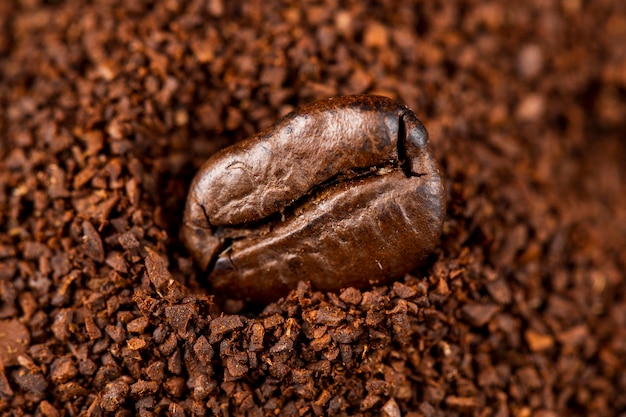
[{"left": 1, "top": 1, "right": 625, "bottom": 416}]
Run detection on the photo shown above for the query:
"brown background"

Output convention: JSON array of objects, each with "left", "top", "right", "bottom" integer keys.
[{"left": 0, "top": 0, "right": 625, "bottom": 415}]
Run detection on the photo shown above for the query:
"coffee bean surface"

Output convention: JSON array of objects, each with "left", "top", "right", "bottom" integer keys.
[{"left": 183, "top": 95, "right": 445, "bottom": 302}]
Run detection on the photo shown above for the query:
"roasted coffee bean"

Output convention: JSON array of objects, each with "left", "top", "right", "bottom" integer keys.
[{"left": 182, "top": 95, "right": 445, "bottom": 303}]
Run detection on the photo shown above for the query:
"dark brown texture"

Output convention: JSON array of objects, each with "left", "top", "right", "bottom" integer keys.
[
  {"left": 183, "top": 95, "right": 445, "bottom": 302},
  {"left": 1, "top": 0, "right": 625, "bottom": 416}
]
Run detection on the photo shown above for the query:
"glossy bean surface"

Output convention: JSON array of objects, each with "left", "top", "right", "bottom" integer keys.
[{"left": 182, "top": 95, "right": 445, "bottom": 303}]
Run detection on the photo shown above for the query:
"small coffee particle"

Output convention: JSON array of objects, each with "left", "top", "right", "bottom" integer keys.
[
  {"left": 183, "top": 95, "right": 445, "bottom": 302},
  {"left": 0, "top": 319, "right": 30, "bottom": 366}
]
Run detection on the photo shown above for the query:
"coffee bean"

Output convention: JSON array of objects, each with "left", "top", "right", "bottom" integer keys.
[{"left": 182, "top": 95, "right": 445, "bottom": 303}]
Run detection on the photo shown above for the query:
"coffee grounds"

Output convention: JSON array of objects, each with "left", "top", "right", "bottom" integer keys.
[{"left": 1, "top": 0, "right": 625, "bottom": 415}]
